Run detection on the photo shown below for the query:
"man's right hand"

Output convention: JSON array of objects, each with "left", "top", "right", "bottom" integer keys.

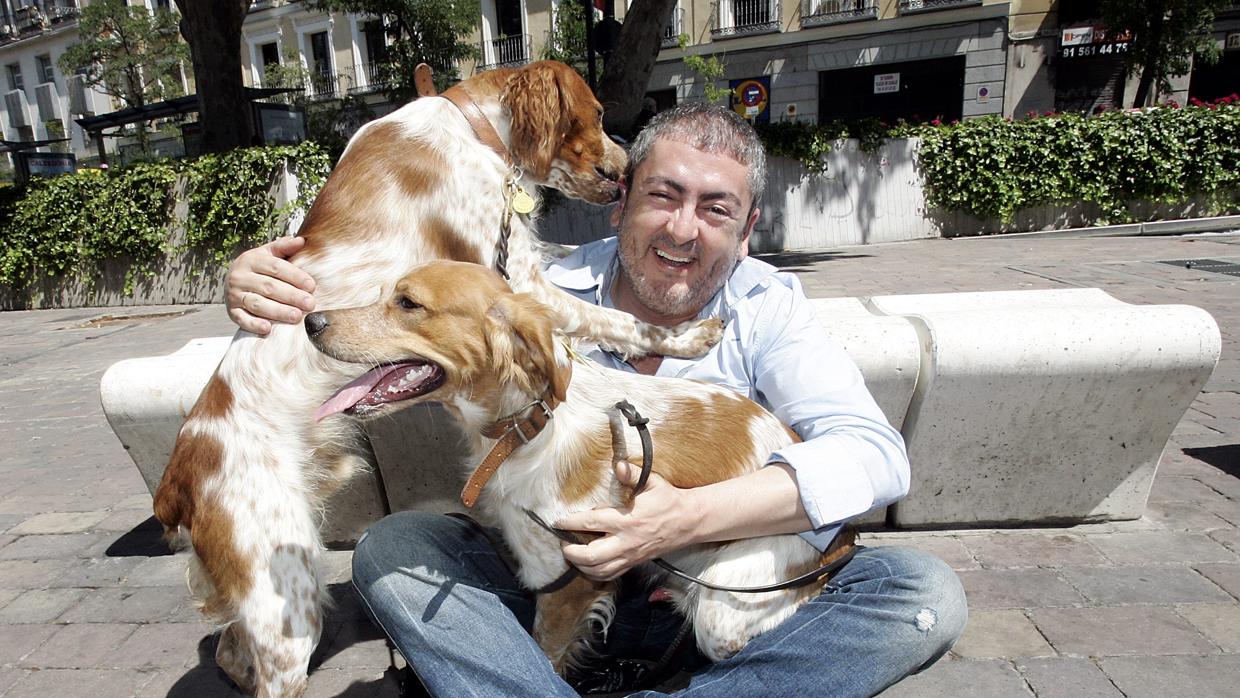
[{"left": 225, "top": 236, "right": 318, "bottom": 335}]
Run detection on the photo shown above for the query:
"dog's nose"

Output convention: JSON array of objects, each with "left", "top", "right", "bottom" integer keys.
[{"left": 304, "top": 312, "right": 330, "bottom": 338}]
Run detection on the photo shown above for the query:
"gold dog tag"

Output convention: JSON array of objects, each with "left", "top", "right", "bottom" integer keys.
[{"left": 511, "top": 188, "right": 536, "bottom": 215}]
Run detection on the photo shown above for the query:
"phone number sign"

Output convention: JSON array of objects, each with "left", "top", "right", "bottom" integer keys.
[{"left": 1060, "top": 25, "right": 1132, "bottom": 60}]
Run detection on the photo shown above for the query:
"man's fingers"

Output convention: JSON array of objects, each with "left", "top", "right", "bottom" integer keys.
[
  {"left": 237, "top": 286, "right": 306, "bottom": 326},
  {"left": 267, "top": 235, "right": 307, "bottom": 259},
  {"left": 256, "top": 255, "right": 317, "bottom": 301},
  {"left": 227, "top": 307, "right": 272, "bottom": 336},
  {"left": 555, "top": 508, "right": 622, "bottom": 533}
]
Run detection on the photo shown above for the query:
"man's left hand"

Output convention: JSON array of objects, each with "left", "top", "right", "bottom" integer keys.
[{"left": 556, "top": 462, "right": 701, "bottom": 581}]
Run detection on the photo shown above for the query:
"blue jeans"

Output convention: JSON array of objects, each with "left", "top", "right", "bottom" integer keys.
[{"left": 352, "top": 511, "right": 967, "bottom": 697}]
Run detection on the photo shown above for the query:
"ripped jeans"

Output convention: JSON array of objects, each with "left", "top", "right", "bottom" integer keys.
[{"left": 351, "top": 511, "right": 968, "bottom": 698}]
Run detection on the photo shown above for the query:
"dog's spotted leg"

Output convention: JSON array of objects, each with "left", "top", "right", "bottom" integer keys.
[{"left": 533, "top": 575, "right": 617, "bottom": 675}]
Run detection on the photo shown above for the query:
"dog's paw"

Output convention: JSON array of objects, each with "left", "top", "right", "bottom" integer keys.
[{"left": 658, "top": 317, "right": 725, "bottom": 358}]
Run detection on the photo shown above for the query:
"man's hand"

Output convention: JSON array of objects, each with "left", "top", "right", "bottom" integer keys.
[
  {"left": 556, "top": 462, "right": 702, "bottom": 581},
  {"left": 225, "top": 236, "right": 318, "bottom": 335}
]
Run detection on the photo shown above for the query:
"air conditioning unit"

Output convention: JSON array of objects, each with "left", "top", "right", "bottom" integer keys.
[
  {"left": 35, "top": 82, "right": 61, "bottom": 121},
  {"left": 68, "top": 74, "right": 94, "bottom": 116},
  {"left": 5, "top": 89, "right": 32, "bottom": 128}
]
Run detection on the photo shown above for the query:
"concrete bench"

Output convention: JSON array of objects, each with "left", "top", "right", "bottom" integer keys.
[{"left": 101, "top": 289, "right": 1219, "bottom": 541}]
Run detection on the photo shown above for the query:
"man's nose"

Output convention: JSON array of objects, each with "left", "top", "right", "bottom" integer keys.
[{"left": 664, "top": 204, "right": 698, "bottom": 245}]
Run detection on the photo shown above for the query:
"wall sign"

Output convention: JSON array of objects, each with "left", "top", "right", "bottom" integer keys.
[
  {"left": 729, "top": 76, "right": 771, "bottom": 124},
  {"left": 873, "top": 72, "right": 900, "bottom": 94}
]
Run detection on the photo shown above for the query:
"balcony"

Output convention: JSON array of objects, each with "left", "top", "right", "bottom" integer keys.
[
  {"left": 662, "top": 7, "right": 684, "bottom": 48},
  {"left": 478, "top": 34, "right": 531, "bottom": 72},
  {"left": 801, "top": 0, "right": 877, "bottom": 28},
  {"left": 1, "top": 1, "right": 79, "bottom": 44},
  {"left": 712, "top": 0, "right": 781, "bottom": 40},
  {"left": 897, "top": 0, "right": 983, "bottom": 15}
]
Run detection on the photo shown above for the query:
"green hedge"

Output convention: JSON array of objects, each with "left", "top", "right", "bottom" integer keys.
[
  {"left": 757, "top": 99, "right": 1240, "bottom": 224},
  {"left": 0, "top": 141, "right": 330, "bottom": 291}
]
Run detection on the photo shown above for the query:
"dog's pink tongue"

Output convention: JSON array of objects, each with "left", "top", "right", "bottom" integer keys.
[{"left": 314, "top": 366, "right": 391, "bottom": 422}]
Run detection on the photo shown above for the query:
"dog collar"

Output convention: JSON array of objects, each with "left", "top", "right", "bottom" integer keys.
[{"left": 461, "top": 364, "right": 573, "bottom": 508}]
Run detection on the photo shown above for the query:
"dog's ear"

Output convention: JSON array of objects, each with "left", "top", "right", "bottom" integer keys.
[
  {"left": 486, "top": 293, "right": 570, "bottom": 402},
  {"left": 503, "top": 62, "right": 573, "bottom": 181}
]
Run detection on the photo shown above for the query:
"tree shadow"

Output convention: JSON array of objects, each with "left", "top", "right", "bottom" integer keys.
[{"left": 753, "top": 250, "right": 873, "bottom": 273}]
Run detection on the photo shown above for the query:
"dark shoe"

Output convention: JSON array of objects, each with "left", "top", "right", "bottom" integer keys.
[
  {"left": 567, "top": 658, "right": 651, "bottom": 695},
  {"left": 398, "top": 666, "right": 431, "bottom": 698}
]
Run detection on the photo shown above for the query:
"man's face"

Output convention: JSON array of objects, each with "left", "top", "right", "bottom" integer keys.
[{"left": 612, "top": 138, "right": 759, "bottom": 323}]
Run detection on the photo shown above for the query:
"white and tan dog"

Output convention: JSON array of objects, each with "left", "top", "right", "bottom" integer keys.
[
  {"left": 153, "top": 61, "right": 720, "bottom": 697},
  {"left": 309, "top": 260, "right": 852, "bottom": 673}
]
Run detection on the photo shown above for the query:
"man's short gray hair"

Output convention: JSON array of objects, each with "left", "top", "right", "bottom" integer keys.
[{"left": 626, "top": 102, "right": 767, "bottom": 213}]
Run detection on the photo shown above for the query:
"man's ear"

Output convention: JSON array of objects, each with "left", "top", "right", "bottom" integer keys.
[
  {"left": 486, "top": 293, "right": 570, "bottom": 402},
  {"left": 609, "top": 178, "right": 628, "bottom": 228},
  {"left": 738, "top": 206, "right": 759, "bottom": 261}
]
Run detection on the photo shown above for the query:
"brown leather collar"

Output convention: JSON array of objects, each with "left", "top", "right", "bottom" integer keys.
[
  {"left": 461, "top": 364, "right": 573, "bottom": 508},
  {"left": 442, "top": 84, "right": 513, "bottom": 166}
]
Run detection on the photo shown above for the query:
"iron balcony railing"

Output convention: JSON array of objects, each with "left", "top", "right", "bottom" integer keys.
[
  {"left": 712, "top": 0, "right": 781, "bottom": 39},
  {"left": 478, "top": 34, "right": 531, "bottom": 72},
  {"left": 897, "top": 0, "right": 982, "bottom": 15},
  {"left": 662, "top": 6, "right": 684, "bottom": 48},
  {"left": 800, "top": 0, "right": 877, "bottom": 28}
]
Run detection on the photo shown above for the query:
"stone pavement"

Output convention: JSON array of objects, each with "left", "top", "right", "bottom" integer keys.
[{"left": 1, "top": 232, "right": 1238, "bottom": 697}]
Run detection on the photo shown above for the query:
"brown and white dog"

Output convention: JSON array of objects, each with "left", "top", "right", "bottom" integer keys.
[
  {"left": 309, "top": 260, "right": 850, "bottom": 672},
  {"left": 153, "top": 61, "right": 721, "bottom": 697}
]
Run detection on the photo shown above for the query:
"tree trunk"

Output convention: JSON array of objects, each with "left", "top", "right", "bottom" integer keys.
[
  {"left": 176, "top": 0, "right": 253, "bottom": 153},
  {"left": 597, "top": 0, "right": 679, "bottom": 139},
  {"left": 1132, "top": 0, "right": 1165, "bottom": 108}
]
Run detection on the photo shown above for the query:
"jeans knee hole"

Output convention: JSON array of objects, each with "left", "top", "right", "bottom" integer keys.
[{"left": 914, "top": 607, "right": 937, "bottom": 633}]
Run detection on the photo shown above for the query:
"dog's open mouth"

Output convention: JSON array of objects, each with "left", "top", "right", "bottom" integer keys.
[{"left": 314, "top": 361, "right": 445, "bottom": 421}]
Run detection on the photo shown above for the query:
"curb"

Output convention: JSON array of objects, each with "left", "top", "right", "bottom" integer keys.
[{"left": 949, "top": 214, "right": 1240, "bottom": 241}]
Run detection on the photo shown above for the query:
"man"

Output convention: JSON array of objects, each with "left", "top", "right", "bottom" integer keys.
[{"left": 225, "top": 103, "right": 966, "bottom": 696}]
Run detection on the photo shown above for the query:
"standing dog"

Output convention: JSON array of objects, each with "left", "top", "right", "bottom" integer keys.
[
  {"left": 153, "top": 61, "right": 720, "bottom": 697},
  {"left": 309, "top": 261, "right": 851, "bottom": 672}
]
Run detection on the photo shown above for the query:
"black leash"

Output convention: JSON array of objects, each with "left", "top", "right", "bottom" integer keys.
[{"left": 525, "top": 400, "right": 858, "bottom": 595}]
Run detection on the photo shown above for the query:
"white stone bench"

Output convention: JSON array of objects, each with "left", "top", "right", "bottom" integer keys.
[{"left": 100, "top": 289, "right": 1219, "bottom": 541}]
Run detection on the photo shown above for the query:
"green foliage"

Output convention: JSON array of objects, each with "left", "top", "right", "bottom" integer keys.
[
  {"left": 541, "top": 0, "right": 603, "bottom": 80},
  {"left": 1100, "top": 0, "right": 1231, "bottom": 104},
  {"left": 312, "top": 0, "right": 480, "bottom": 100},
  {"left": 678, "top": 35, "right": 729, "bottom": 103},
  {"left": 915, "top": 102, "right": 1240, "bottom": 223},
  {"left": 183, "top": 141, "right": 331, "bottom": 263},
  {"left": 0, "top": 143, "right": 331, "bottom": 291},
  {"left": 58, "top": 0, "right": 189, "bottom": 111},
  {"left": 755, "top": 118, "right": 898, "bottom": 173}
]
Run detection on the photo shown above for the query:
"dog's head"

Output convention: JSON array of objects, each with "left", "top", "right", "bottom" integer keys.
[
  {"left": 500, "top": 60, "right": 627, "bottom": 204},
  {"left": 308, "top": 261, "right": 570, "bottom": 422}
]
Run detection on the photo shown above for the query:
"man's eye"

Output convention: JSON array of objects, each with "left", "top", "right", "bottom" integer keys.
[{"left": 397, "top": 297, "right": 422, "bottom": 310}]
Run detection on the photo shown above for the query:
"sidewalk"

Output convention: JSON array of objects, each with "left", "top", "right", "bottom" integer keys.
[{"left": 1, "top": 232, "right": 1237, "bottom": 696}]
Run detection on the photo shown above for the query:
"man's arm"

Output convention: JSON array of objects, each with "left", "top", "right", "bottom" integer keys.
[{"left": 224, "top": 237, "right": 318, "bottom": 334}]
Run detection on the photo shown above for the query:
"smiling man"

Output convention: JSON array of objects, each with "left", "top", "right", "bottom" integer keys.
[{"left": 225, "top": 103, "right": 966, "bottom": 697}]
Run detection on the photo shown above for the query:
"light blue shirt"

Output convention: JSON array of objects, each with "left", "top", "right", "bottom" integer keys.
[{"left": 544, "top": 237, "right": 910, "bottom": 550}]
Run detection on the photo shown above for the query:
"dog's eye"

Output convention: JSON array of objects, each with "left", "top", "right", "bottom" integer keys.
[{"left": 397, "top": 296, "right": 422, "bottom": 311}]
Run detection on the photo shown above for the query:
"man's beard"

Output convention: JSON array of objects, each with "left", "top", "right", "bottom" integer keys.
[{"left": 616, "top": 219, "right": 741, "bottom": 320}]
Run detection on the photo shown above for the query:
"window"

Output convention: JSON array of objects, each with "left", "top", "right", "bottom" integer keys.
[
  {"left": 36, "top": 54, "right": 53, "bottom": 84},
  {"left": 362, "top": 20, "right": 387, "bottom": 66},
  {"left": 155, "top": 0, "right": 172, "bottom": 10},
  {"left": 309, "top": 31, "right": 331, "bottom": 77},
  {"left": 260, "top": 41, "right": 280, "bottom": 70},
  {"left": 6, "top": 63, "right": 22, "bottom": 92}
]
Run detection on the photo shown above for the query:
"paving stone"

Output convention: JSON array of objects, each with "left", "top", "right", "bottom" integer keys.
[
  {"left": 1209, "top": 527, "right": 1240, "bottom": 554},
  {"left": 320, "top": 549, "right": 356, "bottom": 584},
  {"left": 106, "top": 622, "right": 215, "bottom": 669},
  {"left": 5, "top": 511, "right": 109, "bottom": 535},
  {"left": 46, "top": 556, "right": 143, "bottom": 588},
  {"left": 58, "top": 586, "right": 187, "bottom": 624},
  {"left": 21, "top": 622, "right": 138, "bottom": 668},
  {"left": 0, "top": 588, "right": 22, "bottom": 611},
  {"left": 0, "top": 623, "right": 58, "bottom": 664},
  {"left": 877, "top": 658, "right": 1030, "bottom": 697},
  {"left": 1144, "top": 500, "right": 1235, "bottom": 531},
  {"left": 125, "top": 553, "right": 191, "bottom": 587},
  {"left": 1100, "top": 654, "right": 1240, "bottom": 698},
  {"left": 1146, "top": 476, "right": 1227, "bottom": 504},
  {"left": 0, "top": 532, "right": 114, "bottom": 560},
  {"left": 314, "top": 619, "right": 392, "bottom": 670},
  {"left": 956, "top": 569, "right": 1086, "bottom": 609},
  {"left": 0, "top": 558, "right": 75, "bottom": 588},
  {"left": 1195, "top": 562, "right": 1240, "bottom": 600},
  {"left": 4, "top": 667, "right": 152, "bottom": 698},
  {"left": 949, "top": 610, "right": 1054, "bottom": 659},
  {"left": 963, "top": 534, "right": 1106, "bottom": 568},
  {"left": 1060, "top": 565, "right": 1235, "bottom": 605},
  {"left": 1032, "top": 606, "right": 1218, "bottom": 656},
  {"left": 93, "top": 508, "right": 158, "bottom": 533},
  {"left": 0, "top": 669, "right": 27, "bottom": 694},
  {"left": 305, "top": 666, "right": 401, "bottom": 697},
  {"left": 1016, "top": 657, "right": 1123, "bottom": 698},
  {"left": 0, "top": 588, "right": 87, "bottom": 623},
  {"left": 1176, "top": 603, "right": 1240, "bottom": 652},
  {"left": 1088, "top": 531, "right": 1237, "bottom": 564},
  {"left": 1199, "top": 495, "right": 1240, "bottom": 527}
]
